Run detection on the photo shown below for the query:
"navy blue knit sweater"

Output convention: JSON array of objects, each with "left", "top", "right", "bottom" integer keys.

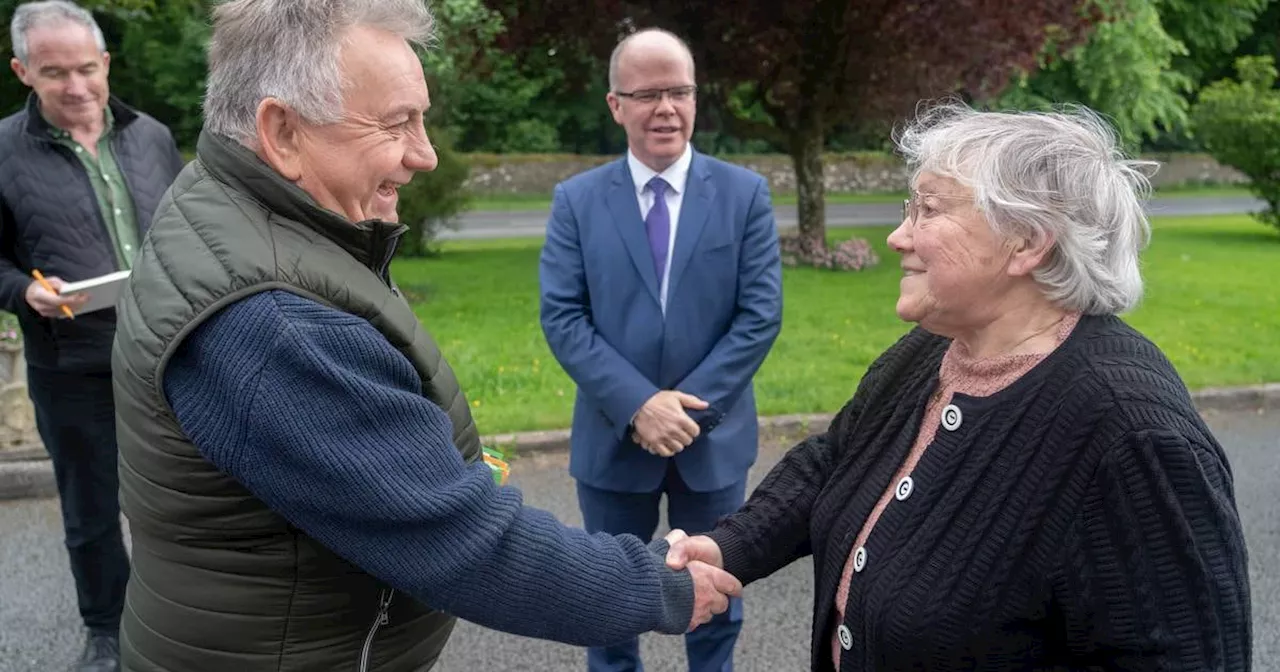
[{"left": 162, "top": 290, "right": 694, "bottom": 645}]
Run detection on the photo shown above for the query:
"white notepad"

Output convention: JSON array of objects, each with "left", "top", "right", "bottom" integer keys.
[{"left": 57, "top": 270, "right": 131, "bottom": 318}]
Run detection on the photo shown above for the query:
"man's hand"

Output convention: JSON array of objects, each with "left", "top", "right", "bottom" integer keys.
[
  {"left": 664, "top": 529, "right": 724, "bottom": 571},
  {"left": 665, "top": 529, "right": 738, "bottom": 631},
  {"left": 24, "top": 277, "right": 88, "bottom": 318},
  {"left": 632, "top": 390, "right": 709, "bottom": 457},
  {"left": 685, "top": 560, "right": 741, "bottom": 631}
]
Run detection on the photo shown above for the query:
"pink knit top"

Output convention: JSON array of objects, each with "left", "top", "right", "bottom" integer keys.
[{"left": 831, "top": 313, "right": 1081, "bottom": 669}]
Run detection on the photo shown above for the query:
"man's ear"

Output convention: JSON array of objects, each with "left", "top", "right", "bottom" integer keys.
[
  {"left": 255, "top": 97, "right": 304, "bottom": 181},
  {"left": 10, "top": 58, "right": 30, "bottom": 87},
  {"left": 1007, "top": 231, "right": 1055, "bottom": 278},
  {"left": 606, "top": 92, "right": 624, "bottom": 125}
]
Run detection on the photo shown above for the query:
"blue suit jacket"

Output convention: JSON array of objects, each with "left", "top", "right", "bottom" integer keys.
[{"left": 539, "top": 151, "right": 783, "bottom": 493}]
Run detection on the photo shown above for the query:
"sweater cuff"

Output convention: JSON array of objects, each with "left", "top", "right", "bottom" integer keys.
[
  {"left": 647, "top": 538, "right": 694, "bottom": 635},
  {"left": 705, "top": 527, "right": 753, "bottom": 584}
]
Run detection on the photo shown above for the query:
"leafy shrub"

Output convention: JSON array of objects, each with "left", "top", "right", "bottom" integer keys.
[
  {"left": 1191, "top": 56, "right": 1280, "bottom": 232},
  {"left": 396, "top": 129, "right": 472, "bottom": 256},
  {"left": 779, "top": 234, "right": 880, "bottom": 271},
  {"left": 498, "top": 119, "right": 562, "bottom": 153}
]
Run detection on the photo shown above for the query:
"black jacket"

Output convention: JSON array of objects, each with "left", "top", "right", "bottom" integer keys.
[
  {"left": 0, "top": 94, "right": 184, "bottom": 372},
  {"left": 708, "top": 315, "right": 1251, "bottom": 671}
]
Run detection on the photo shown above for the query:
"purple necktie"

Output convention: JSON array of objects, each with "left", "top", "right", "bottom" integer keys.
[{"left": 645, "top": 177, "right": 671, "bottom": 281}]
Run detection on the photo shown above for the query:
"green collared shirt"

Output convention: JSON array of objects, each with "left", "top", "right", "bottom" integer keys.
[{"left": 42, "top": 105, "right": 141, "bottom": 270}]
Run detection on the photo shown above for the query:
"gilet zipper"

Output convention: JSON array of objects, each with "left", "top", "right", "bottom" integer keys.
[{"left": 358, "top": 588, "right": 395, "bottom": 672}]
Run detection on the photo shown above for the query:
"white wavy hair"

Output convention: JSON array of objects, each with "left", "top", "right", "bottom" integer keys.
[
  {"left": 894, "top": 101, "right": 1157, "bottom": 315},
  {"left": 203, "top": 0, "right": 436, "bottom": 145}
]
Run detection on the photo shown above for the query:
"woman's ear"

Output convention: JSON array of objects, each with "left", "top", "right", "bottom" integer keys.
[
  {"left": 254, "top": 98, "right": 304, "bottom": 181},
  {"left": 1007, "top": 231, "right": 1055, "bottom": 278}
]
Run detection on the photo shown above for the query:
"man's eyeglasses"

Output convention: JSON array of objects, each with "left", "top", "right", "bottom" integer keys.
[
  {"left": 902, "top": 192, "right": 972, "bottom": 226},
  {"left": 614, "top": 85, "right": 698, "bottom": 104}
]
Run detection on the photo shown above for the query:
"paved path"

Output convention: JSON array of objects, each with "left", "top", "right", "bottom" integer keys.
[
  {"left": 442, "top": 195, "right": 1266, "bottom": 240},
  {"left": 1, "top": 406, "right": 1275, "bottom": 671}
]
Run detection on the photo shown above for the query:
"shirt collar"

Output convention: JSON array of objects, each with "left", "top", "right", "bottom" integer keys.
[
  {"left": 40, "top": 102, "right": 113, "bottom": 141},
  {"left": 628, "top": 143, "right": 693, "bottom": 196}
]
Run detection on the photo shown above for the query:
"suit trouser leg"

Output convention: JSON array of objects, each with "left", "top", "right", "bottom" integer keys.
[
  {"left": 27, "top": 366, "right": 130, "bottom": 635},
  {"left": 576, "top": 480, "right": 664, "bottom": 672},
  {"left": 665, "top": 465, "right": 746, "bottom": 672}
]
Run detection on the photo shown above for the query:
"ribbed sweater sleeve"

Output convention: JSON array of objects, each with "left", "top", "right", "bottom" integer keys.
[
  {"left": 704, "top": 341, "right": 901, "bottom": 586},
  {"left": 706, "top": 431, "right": 833, "bottom": 585},
  {"left": 162, "top": 291, "right": 694, "bottom": 646},
  {"left": 1055, "top": 428, "right": 1252, "bottom": 670}
]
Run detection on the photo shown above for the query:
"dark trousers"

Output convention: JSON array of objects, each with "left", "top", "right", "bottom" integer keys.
[
  {"left": 27, "top": 366, "right": 129, "bottom": 635},
  {"left": 576, "top": 462, "right": 746, "bottom": 672}
]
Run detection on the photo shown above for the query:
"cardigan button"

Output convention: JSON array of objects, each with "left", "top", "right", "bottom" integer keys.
[
  {"left": 853, "top": 546, "right": 867, "bottom": 573},
  {"left": 895, "top": 476, "right": 914, "bottom": 501},
  {"left": 941, "top": 404, "right": 963, "bottom": 431},
  {"left": 837, "top": 624, "right": 853, "bottom": 650}
]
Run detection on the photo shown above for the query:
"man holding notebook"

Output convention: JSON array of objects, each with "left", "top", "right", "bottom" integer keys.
[{"left": 0, "top": 2, "right": 183, "bottom": 669}]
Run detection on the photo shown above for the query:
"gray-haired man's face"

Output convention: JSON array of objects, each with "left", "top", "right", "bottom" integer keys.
[
  {"left": 288, "top": 25, "right": 438, "bottom": 224},
  {"left": 10, "top": 21, "right": 110, "bottom": 131}
]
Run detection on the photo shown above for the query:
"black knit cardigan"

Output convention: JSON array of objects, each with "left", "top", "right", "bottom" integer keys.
[{"left": 707, "top": 314, "right": 1251, "bottom": 672}]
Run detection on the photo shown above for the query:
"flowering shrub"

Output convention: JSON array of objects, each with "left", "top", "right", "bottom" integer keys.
[{"left": 779, "top": 234, "right": 880, "bottom": 271}]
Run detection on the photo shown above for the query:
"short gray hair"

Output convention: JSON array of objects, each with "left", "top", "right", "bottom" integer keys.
[
  {"left": 9, "top": 0, "right": 106, "bottom": 65},
  {"left": 895, "top": 101, "right": 1156, "bottom": 315},
  {"left": 608, "top": 28, "right": 695, "bottom": 92},
  {"left": 204, "top": 0, "right": 436, "bottom": 145}
]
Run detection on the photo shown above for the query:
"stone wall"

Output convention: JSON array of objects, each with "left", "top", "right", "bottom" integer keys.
[
  {"left": 462, "top": 152, "right": 1247, "bottom": 195},
  {"left": 0, "top": 344, "right": 39, "bottom": 460}
]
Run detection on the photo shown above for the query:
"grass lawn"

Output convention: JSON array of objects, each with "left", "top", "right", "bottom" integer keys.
[
  {"left": 466, "top": 185, "right": 1254, "bottom": 213},
  {"left": 392, "top": 214, "right": 1280, "bottom": 435}
]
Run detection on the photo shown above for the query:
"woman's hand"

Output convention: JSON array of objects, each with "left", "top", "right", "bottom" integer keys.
[{"left": 663, "top": 529, "right": 724, "bottom": 570}]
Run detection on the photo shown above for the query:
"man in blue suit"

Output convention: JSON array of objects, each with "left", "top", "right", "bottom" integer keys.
[{"left": 539, "top": 27, "right": 783, "bottom": 672}]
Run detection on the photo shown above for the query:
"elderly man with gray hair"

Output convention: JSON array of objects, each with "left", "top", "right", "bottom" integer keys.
[
  {"left": 111, "top": 1, "right": 741, "bottom": 670},
  {"left": 2, "top": 2, "right": 183, "bottom": 670}
]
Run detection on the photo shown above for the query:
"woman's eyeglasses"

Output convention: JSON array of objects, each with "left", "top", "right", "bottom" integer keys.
[{"left": 902, "top": 192, "right": 972, "bottom": 226}]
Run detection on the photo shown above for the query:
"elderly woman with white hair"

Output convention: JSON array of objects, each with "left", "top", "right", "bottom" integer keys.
[{"left": 665, "top": 102, "right": 1252, "bottom": 671}]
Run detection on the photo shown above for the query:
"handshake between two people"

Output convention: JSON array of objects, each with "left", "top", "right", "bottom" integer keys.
[
  {"left": 662, "top": 529, "right": 738, "bottom": 632},
  {"left": 632, "top": 390, "right": 709, "bottom": 457}
]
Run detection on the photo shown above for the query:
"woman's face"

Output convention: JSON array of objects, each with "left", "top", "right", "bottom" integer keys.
[{"left": 886, "top": 173, "right": 1020, "bottom": 334}]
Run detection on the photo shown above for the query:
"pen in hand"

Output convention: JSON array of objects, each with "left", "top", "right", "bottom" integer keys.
[{"left": 31, "top": 269, "right": 75, "bottom": 319}]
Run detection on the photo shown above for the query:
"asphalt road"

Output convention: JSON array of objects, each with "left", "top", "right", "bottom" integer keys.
[
  {"left": 0, "top": 407, "right": 1275, "bottom": 671},
  {"left": 440, "top": 195, "right": 1266, "bottom": 240}
]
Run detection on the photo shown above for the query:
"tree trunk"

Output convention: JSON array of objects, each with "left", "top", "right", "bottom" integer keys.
[{"left": 789, "top": 124, "right": 827, "bottom": 254}]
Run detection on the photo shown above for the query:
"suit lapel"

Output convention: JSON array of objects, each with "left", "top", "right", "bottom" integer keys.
[
  {"left": 666, "top": 152, "right": 714, "bottom": 299},
  {"left": 606, "top": 160, "right": 662, "bottom": 305}
]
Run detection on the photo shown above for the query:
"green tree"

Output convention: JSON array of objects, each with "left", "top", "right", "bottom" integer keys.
[
  {"left": 109, "top": 0, "right": 210, "bottom": 148},
  {"left": 425, "top": 0, "right": 618, "bottom": 153},
  {"left": 1196, "top": 0, "right": 1280, "bottom": 100},
  {"left": 1191, "top": 55, "right": 1280, "bottom": 232},
  {"left": 488, "top": 0, "right": 1097, "bottom": 261},
  {"left": 994, "top": 0, "right": 1268, "bottom": 149}
]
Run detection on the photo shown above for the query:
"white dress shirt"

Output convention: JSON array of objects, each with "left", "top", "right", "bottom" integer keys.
[{"left": 628, "top": 144, "right": 693, "bottom": 313}]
